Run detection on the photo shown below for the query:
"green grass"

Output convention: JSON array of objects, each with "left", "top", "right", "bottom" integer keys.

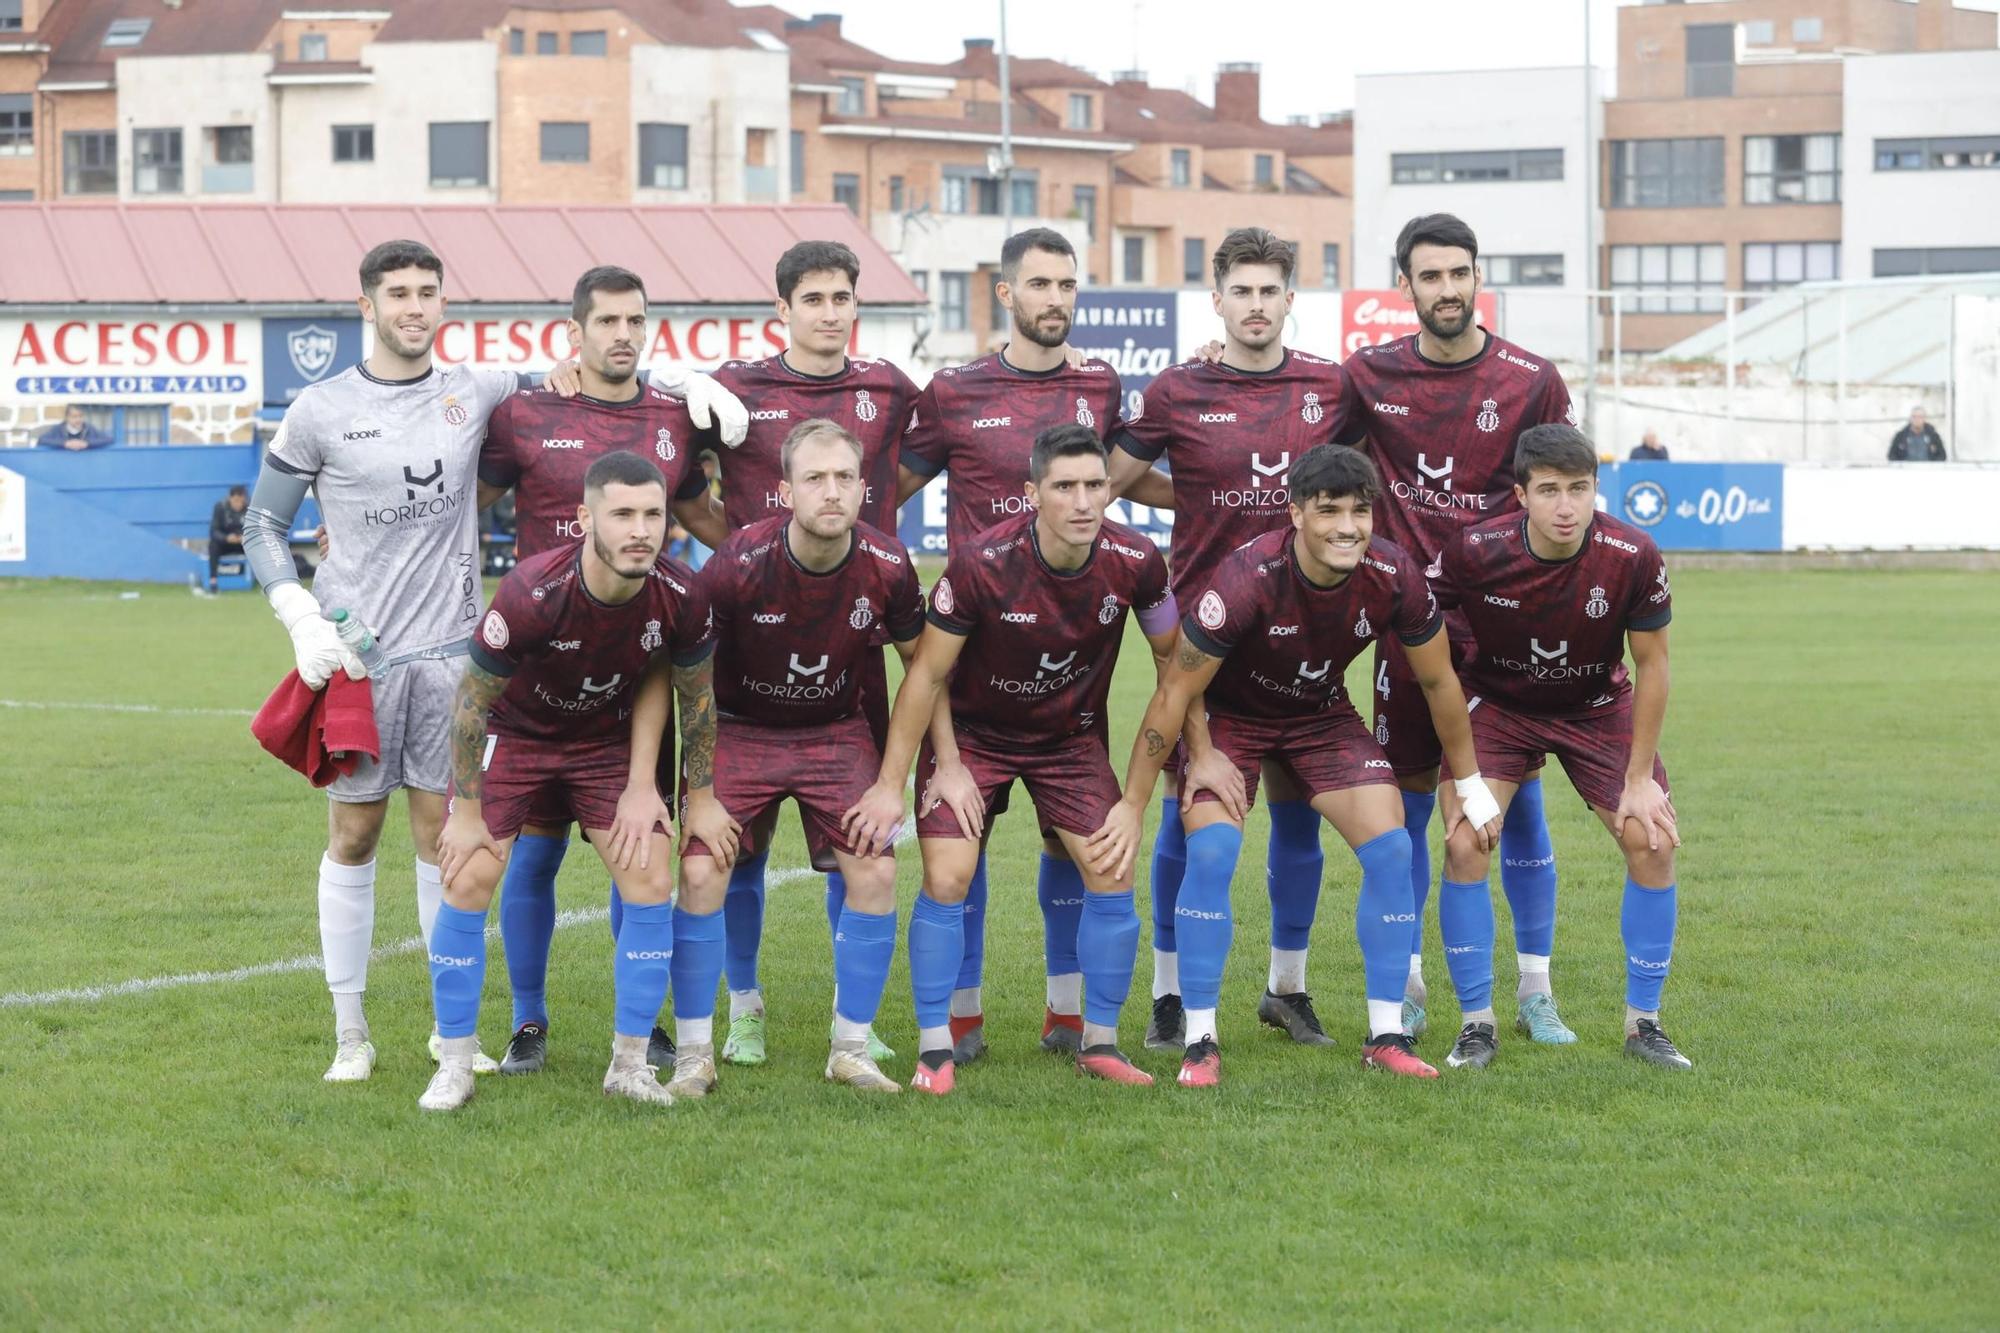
[{"left": 2, "top": 568, "right": 1997, "bottom": 1328}]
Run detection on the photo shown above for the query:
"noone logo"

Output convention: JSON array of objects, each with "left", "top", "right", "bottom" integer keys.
[
  {"left": 972, "top": 416, "right": 1011, "bottom": 429},
  {"left": 1198, "top": 412, "right": 1238, "bottom": 424}
]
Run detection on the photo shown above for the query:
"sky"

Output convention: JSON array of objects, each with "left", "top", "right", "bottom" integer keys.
[{"left": 749, "top": 0, "right": 2000, "bottom": 123}]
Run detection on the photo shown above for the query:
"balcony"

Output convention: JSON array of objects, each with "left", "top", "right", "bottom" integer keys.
[{"left": 201, "top": 162, "right": 255, "bottom": 194}]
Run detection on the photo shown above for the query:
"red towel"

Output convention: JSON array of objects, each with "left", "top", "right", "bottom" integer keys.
[{"left": 250, "top": 671, "right": 380, "bottom": 788}]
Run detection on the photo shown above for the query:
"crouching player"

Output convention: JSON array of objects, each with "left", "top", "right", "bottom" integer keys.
[
  {"left": 846, "top": 424, "right": 1179, "bottom": 1093},
  {"left": 1427, "top": 424, "right": 1689, "bottom": 1070},
  {"left": 422, "top": 450, "right": 722, "bottom": 1111},
  {"left": 1092, "top": 444, "right": 1502, "bottom": 1085},
  {"left": 632, "top": 420, "right": 926, "bottom": 1097}
]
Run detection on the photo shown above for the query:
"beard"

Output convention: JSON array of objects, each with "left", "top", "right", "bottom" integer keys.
[
  {"left": 374, "top": 314, "right": 436, "bottom": 361},
  {"left": 592, "top": 529, "right": 654, "bottom": 577},
  {"left": 1012, "top": 303, "right": 1071, "bottom": 349},
  {"left": 1415, "top": 295, "right": 1475, "bottom": 341}
]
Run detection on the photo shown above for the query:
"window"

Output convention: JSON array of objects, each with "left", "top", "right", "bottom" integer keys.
[
  {"left": 299, "top": 32, "right": 328, "bottom": 62},
  {"left": 1875, "top": 136, "right": 2000, "bottom": 171},
  {"left": 1322, "top": 242, "right": 1340, "bottom": 289},
  {"left": 939, "top": 272, "right": 970, "bottom": 331},
  {"left": 103, "top": 18, "right": 152, "bottom": 47},
  {"left": 1072, "top": 184, "right": 1096, "bottom": 239},
  {"left": 540, "top": 122, "right": 589, "bottom": 164},
  {"left": 1743, "top": 19, "right": 1773, "bottom": 45},
  {"left": 1122, "top": 235, "right": 1144, "bottom": 283},
  {"left": 63, "top": 131, "right": 116, "bottom": 194},
  {"left": 833, "top": 172, "right": 860, "bottom": 214},
  {"left": 1610, "top": 243, "right": 1725, "bottom": 313},
  {"left": 133, "top": 128, "right": 183, "bottom": 194},
  {"left": 536, "top": 32, "right": 557, "bottom": 55},
  {"left": 1254, "top": 153, "right": 1274, "bottom": 187},
  {"left": 0, "top": 0, "right": 19, "bottom": 32},
  {"left": 837, "top": 77, "right": 865, "bottom": 115},
  {"left": 1792, "top": 16, "right": 1822, "bottom": 43},
  {"left": 102, "top": 404, "right": 169, "bottom": 445},
  {"left": 1685, "top": 23, "right": 1734, "bottom": 97},
  {"left": 941, "top": 172, "right": 968, "bottom": 214},
  {"left": 0, "top": 190, "right": 28, "bottom": 200},
  {"left": 1743, "top": 241, "right": 1839, "bottom": 291},
  {"left": 789, "top": 128, "right": 804, "bottom": 193},
  {"left": 428, "top": 122, "right": 489, "bottom": 187},
  {"left": 1483, "top": 254, "right": 1565, "bottom": 287},
  {"left": 508, "top": 28, "right": 524, "bottom": 55},
  {"left": 1609, "top": 137, "right": 1724, "bottom": 207},
  {"left": 0, "top": 94, "right": 29, "bottom": 157},
  {"left": 333, "top": 124, "right": 373, "bottom": 163},
  {"left": 1745, "top": 133, "right": 1839, "bottom": 203},
  {"left": 1391, "top": 148, "right": 1562, "bottom": 184},
  {"left": 1183, "top": 236, "right": 1205, "bottom": 285},
  {"left": 888, "top": 175, "right": 904, "bottom": 211},
  {"left": 570, "top": 30, "right": 606, "bottom": 56},
  {"left": 639, "top": 123, "right": 688, "bottom": 189},
  {"left": 1170, "top": 148, "right": 1191, "bottom": 188},
  {"left": 1010, "top": 175, "right": 1035, "bottom": 216},
  {"left": 1068, "top": 93, "right": 1091, "bottom": 130},
  {"left": 911, "top": 270, "right": 928, "bottom": 296},
  {"left": 203, "top": 125, "right": 253, "bottom": 192},
  {"left": 1873, "top": 247, "right": 2000, "bottom": 277},
  {"left": 743, "top": 127, "right": 775, "bottom": 197}
]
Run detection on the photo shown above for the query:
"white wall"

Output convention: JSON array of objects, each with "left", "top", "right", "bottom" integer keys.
[
  {"left": 114, "top": 54, "right": 275, "bottom": 200},
  {"left": 1354, "top": 66, "right": 1603, "bottom": 363},
  {"left": 630, "top": 45, "right": 791, "bottom": 204},
  {"left": 1783, "top": 464, "right": 2000, "bottom": 549},
  {"left": 871, "top": 212, "right": 1091, "bottom": 369},
  {"left": 272, "top": 42, "right": 498, "bottom": 204},
  {"left": 1843, "top": 50, "right": 2000, "bottom": 279}
]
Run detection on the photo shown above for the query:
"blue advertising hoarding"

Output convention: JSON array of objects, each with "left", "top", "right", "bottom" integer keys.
[
  {"left": 1608, "top": 462, "right": 1784, "bottom": 551},
  {"left": 262, "top": 317, "right": 361, "bottom": 407}
]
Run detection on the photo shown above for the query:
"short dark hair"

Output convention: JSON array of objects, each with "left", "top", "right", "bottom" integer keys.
[
  {"left": 572, "top": 265, "right": 646, "bottom": 323},
  {"left": 1001, "top": 227, "right": 1076, "bottom": 285},
  {"left": 1395, "top": 213, "right": 1480, "bottom": 279},
  {"left": 583, "top": 449, "right": 666, "bottom": 497},
  {"left": 1513, "top": 423, "right": 1599, "bottom": 483},
  {"left": 1029, "top": 422, "right": 1106, "bottom": 481},
  {"left": 1288, "top": 444, "right": 1379, "bottom": 507},
  {"left": 1212, "top": 226, "right": 1297, "bottom": 290},
  {"left": 776, "top": 240, "right": 861, "bottom": 303},
  {"left": 780, "top": 418, "right": 864, "bottom": 478},
  {"left": 227, "top": 484, "right": 248, "bottom": 498},
  {"left": 359, "top": 239, "right": 443, "bottom": 297}
]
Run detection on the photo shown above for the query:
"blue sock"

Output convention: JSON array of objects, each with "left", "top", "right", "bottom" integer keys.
[
  {"left": 669, "top": 906, "right": 725, "bottom": 1028},
  {"left": 1176, "top": 823, "right": 1244, "bottom": 1010},
  {"left": 607, "top": 880, "right": 623, "bottom": 941},
  {"left": 1037, "top": 852, "right": 1085, "bottom": 980},
  {"left": 721, "top": 848, "right": 771, "bottom": 993},
  {"left": 955, "top": 852, "right": 989, "bottom": 991},
  {"left": 498, "top": 833, "right": 566, "bottom": 1029},
  {"left": 909, "top": 895, "right": 964, "bottom": 1033},
  {"left": 612, "top": 902, "right": 674, "bottom": 1039},
  {"left": 1401, "top": 790, "right": 1437, "bottom": 958},
  {"left": 1353, "top": 830, "right": 1417, "bottom": 1004},
  {"left": 1439, "top": 878, "right": 1495, "bottom": 1013},
  {"left": 1264, "top": 800, "right": 1324, "bottom": 953},
  {"left": 833, "top": 905, "right": 896, "bottom": 1027},
  {"left": 1621, "top": 877, "right": 1677, "bottom": 1011},
  {"left": 824, "top": 869, "right": 846, "bottom": 943},
  {"left": 1078, "top": 891, "right": 1140, "bottom": 1028},
  {"left": 1150, "top": 797, "right": 1187, "bottom": 953},
  {"left": 428, "top": 903, "right": 488, "bottom": 1039},
  {"left": 1500, "top": 776, "right": 1558, "bottom": 956}
]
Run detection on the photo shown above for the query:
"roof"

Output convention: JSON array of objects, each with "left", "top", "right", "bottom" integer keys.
[
  {"left": 0, "top": 203, "right": 927, "bottom": 307},
  {"left": 1102, "top": 80, "right": 1353, "bottom": 155}
]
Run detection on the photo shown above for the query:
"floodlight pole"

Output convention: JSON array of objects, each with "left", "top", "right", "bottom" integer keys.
[
  {"left": 999, "top": 0, "right": 1015, "bottom": 237},
  {"left": 1582, "top": 0, "right": 1598, "bottom": 438}
]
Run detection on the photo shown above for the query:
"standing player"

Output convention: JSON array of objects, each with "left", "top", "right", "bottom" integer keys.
[
  {"left": 645, "top": 420, "right": 931, "bottom": 1098},
  {"left": 847, "top": 425, "right": 1179, "bottom": 1093},
  {"left": 1092, "top": 445, "right": 1502, "bottom": 1085},
  {"left": 1426, "top": 425, "right": 1689, "bottom": 1070},
  {"left": 1106, "top": 226, "right": 1356, "bottom": 1052},
  {"left": 1335, "top": 213, "right": 1580, "bottom": 1044},
  {"left": 895, "top": 227, "right": 1152, "bottom": 1061},
  {"left": 421, "top": 450, "right": 723, "bottom": 1110}
]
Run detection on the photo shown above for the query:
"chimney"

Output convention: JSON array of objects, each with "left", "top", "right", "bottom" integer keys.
[
  {"left": 1214, "top": 61, "right": 1261, "bottom": 123},
  {"left": 1112, "top": 69, "right": 1148, "bottom": 87},
  {"left": 810, "top": 12, "right": 841, "bottom": 38},
  {"left": 1916, "top": 0, "right": 1949, "bottom": 49},
  {"left": 964, "top": 37, "right": 994, "bottom": 59}
]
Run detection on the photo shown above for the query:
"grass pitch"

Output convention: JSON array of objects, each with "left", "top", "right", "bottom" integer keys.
[{"left": 1, "top": 567, "right": 1996, "bottom": 1328}]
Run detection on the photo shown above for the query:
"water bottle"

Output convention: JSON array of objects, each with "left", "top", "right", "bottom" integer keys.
[{"left": 327, "top": 608, "right": 389, "bottom": 678}]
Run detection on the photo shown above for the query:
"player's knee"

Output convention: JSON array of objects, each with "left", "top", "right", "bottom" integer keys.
[
  {"left": 444, "top": 861, "right": 501, "bottom": 912},
  {"left": 1621, "top": 837, "right": 1676, "bottom": 888},
  {"left": 616, "top": 860, "right": 674, "bottom": 907},
  {"left": 920, "top": 870, "right": 971, "bottom": 905},
  {"left": 1443, "top": 823, "right": 1489, "bottom": 882},
  {"left": 841, "top": 858, "right": 897, "bottom": 912},
  {"left": 677, "top": 856, "right": 727, "bottom": 912},
  {"left": 326, "top": 818, "right": 382, "bottom": 864}
]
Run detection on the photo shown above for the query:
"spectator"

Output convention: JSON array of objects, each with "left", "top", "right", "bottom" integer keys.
[
  {"left": 1887, "top": 407, "right": 1946, "bottom": 461},
  {"left": 208, "top": 485, "right": 248, "bottom": 593},
  {"left": 1629, "top": 429, "right": 1670, "bottom": 462},
  {"left": 36, "top": 404, "right": 113, "bottom": 451}
]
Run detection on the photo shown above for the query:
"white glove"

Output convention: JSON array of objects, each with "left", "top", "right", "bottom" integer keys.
[
  {"left": 1452, "top": 773, "right": 1502, "bottom": 831},
  {"left": 270, "top": 583, "right": 365, "bottom": 690},
  {"left": 678, "top": 370, "right": 750, "bottom": 449}
]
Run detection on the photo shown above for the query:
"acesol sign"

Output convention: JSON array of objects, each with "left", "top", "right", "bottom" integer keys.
[
  {"left": 3, "top": 317, "right": 256, "bottom": 395},
  {"left": 1340, "top": 290, "right": 1501, "bottom": 358},
  {"left": 413, "top": 312, "right": 867, "bottom": 369}
]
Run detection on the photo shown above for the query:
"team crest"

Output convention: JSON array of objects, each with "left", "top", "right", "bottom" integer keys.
[
  {"left": 286, "top": 324, "right": 337, "bottom": 382},
  {"left": 640, "top": 619, "right": 663, "bottom": 652},
  {"left": 849, "top": 596, "right": 874, "bottom": 630},
  {"left": 1196, "top": 589, "right": 1226, "bottom": 631},
  {"left": 443, "top": 396, "right": 469, "bottom": 427},
  {"left": 480, "top": 610, "right": 509, "bottom": 650},
  {"left": 1074, "top": 396, "right": 1095, "bottom": 429},
  {"left": 1585, "top": 585, "right": 1610, "bottom": 619},
  {"left": 656, "top": 427, "right": 676, "bottom": 462},
  {"left": 854, "top": 389, "right": 878, "bottom": 423},
  {"left": 931, "top": 577, "right": 955, "bottom": 616},
  {"left": 1375, "top": 718, "right": 1390, "bottom": 746},
  {"left": 1300, "top": 391, "right": 1324, "bottom": 425},
  {"left": 1475, "top": 398, "right": 1500, "bottom": 434},
  {"left": 1098, "top": 594, "right": 1120, "bottom": 626},
  {"left": 1565, "top": 399, "right": 1581, "bottom": 428},
  {"left": 1354, "top": 608, "right": 1372, "bottom": 639}
]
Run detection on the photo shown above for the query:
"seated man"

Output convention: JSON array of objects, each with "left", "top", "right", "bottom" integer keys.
[
  {"left": 36, "top": 404, "right": 113, "bottom": 451},
  {"left": 208, "top": 485, "right": 248, "bottom": 592}
]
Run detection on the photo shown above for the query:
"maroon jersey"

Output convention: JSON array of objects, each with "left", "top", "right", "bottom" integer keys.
[
  {"left": 1184, "top": 528, "right": 1440, "bottom": 722},
  {"left": 928, "top": 513, "right": 1170, "bottom": 744},
  {"left": 1336, "top": 332, "right": 1575, "bottom": 567},
  {"left": 478, "top": 383, "right": 711, "bottom": 560},
  {"left": 470, "top": 542, "right": 714, "bottom": 743},
  {"left": 702, "top": 516, "right": 924, "bottom": 726},
  {"left": 899, "top": 353, "right": 1125, "bottom": 553},
  {"left": 1430, "top": 511, "right": 1671, "bottom": 719},
  {"left": 711, "top": 355, "right": 918, "bottom": 533},
  {"left": 1111, "top": 349, "right": 1352, "bottom": 595}
]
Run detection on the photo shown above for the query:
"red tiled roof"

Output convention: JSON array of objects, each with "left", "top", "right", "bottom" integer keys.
[
  {"left": 1102, "top": 81, "right": 1353, "bottom": 155},
  {"left": 0, "top": 203, "right": 926, "bottom": 306}
]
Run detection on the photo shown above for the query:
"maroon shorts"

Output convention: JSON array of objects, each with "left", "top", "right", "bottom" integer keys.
[
  {"left": 683, "top": 713, "right": 882, "bottom": 865},
  {"left": 915, "top": 728, "right": 1117, "bottom": 840},
  {"left": 464, "top": 732, "right": 663, "bottom": 842},
  {"left": 1184, "top": 707, "right": 1398, "bottom": 810},
  {"left": 1444, "top": 693, "right": 1669, "bottom": 813},
  {"left": 524, "top": 730, "right": 677, "bottom": 830},
  {"left": 1370, "top": 633, "right": 1474, "bottom": 776}
]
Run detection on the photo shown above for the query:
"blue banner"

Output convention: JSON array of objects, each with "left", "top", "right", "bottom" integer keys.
[
  {"left": 262, "top": 317, "right": 359, "bottom": 406},
  {"left": 1608, "top": 462, "right": 1784, "bottom": 551},
  {"left": 1072, "top": 290, "right": 1178, "bottom": 424}
]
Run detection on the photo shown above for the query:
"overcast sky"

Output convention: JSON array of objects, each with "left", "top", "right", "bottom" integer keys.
[{"left": 761, "top": 0, "right": 2000, "bottom": 123}]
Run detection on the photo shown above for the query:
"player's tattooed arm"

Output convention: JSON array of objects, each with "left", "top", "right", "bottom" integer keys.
[
  {"left": 671, "top": 654, "right": 720, "bottom": 790},
  {"left": 450, "top": 661, "right": 510, "bottom": 799},
  {"left": 1116, "top": 632, "right": 1223, "bottom": 809}
]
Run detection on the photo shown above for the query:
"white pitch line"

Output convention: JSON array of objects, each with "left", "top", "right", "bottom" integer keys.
[{"left": 1, "top": 698, "right": 255, "bottom": 719}]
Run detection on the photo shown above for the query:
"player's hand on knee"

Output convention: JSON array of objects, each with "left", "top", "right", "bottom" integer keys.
[
  {"left": 1184, "top": 748, "right": 1247, "bottom": 823},
  {"left": 438, "top": 806, "right": 504, "bottom": 888},
  {"left": 682, "top": 371, "right": 750, "bottom": 448},
  {"left": 1616, "top": 776, "right": 1679, "bottom": 852},
  {"left": 1085, "top": 798, "right": 1144, "bottom": 882},
  {"left": 842, "top": 781, "right": 905, "bottom": 859},
  {"left": 683, "top": 789, "right": 741, "bottom": 870},
  {"left": 1449, "top": 774, "right": 1504, "bottom": 853},
  {"left": 610, "top": 783, "right": 673, "bottom": 871},
  {"left": 921, "top": 760, "right": 983, "bottom": 842}
]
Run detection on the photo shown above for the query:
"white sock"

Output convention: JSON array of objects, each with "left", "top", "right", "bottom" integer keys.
[
  {"left": 1625, "top": 1005, "right": 1660, "bottom": 1035},
  {"left": 1152, "top": 948, "right": 1180, "bottom": 999},
  {"left": 612, "top": 1031, "right": 649, "bottom": 1066},
  {"left": 1046, "top": 972, "right": 1082, "bottom": 1015},
  {"left": 319, "top": 854, "right": 375, "bottom": 1035},
  {"left": 1517, "top": 953, "right": 1552, "bottom": 999},
  {"left": 1367, "top": 999, "right": 1405, "bottom": 1039},
  {"left": 1408, "top": 953, "right": 1425, "bottom": 990},
  {"left": 729, "top": 988, "right": 763, "bottom": 1020},
  {"left": 831, "top": 1015, "right": 870, "bottom": 1045},
  {"left": 919, "top": 1023, "right": 952, "bottom": 1053},
  {"left": 437, "top": 1034, "right": 477, "bottom": 1067},
  {"left": 1268, "top": 947, "right": 1308, "bottom": 995},
  {"left": 332, "top": 991, "right": 367, "bottom": 1036},
  {"left": 1184, "top": 1006, "right": 1219, "bottom": 1044},
  {"left": 678, "top": 1017, "right": 713, "bottom": 1048},
  {"left": 950, "top": 986, "right": 982, "bottom": 1019},
  {"left": 1464, "top": 1006, "right": 1497, "bottom": 1026},
  {"left": 1082, "top": 1021, "right": 1117, "bottom": 1048},
  {"left": 415, "top": 858, "right": 443, "bottom": 949}
]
